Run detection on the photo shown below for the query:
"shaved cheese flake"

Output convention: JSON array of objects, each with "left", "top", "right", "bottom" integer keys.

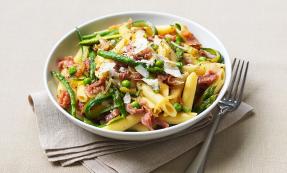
[
  {"left": 98, "top": 62, "right": 116, "bottom": 76},
  {"left": 132, "top": 30, "right": 148, "bottom": 54},
  {"left": 136, "top": 59, "right": 155, "bottom": 66},
  {"left": 164, "top": 62, "right": 182, "bottom": 78},
  {"left": 153, "top": 36, "right": 161, "bottom": 45},
  {"left": 142, "top": 78, "right": 159, "bottom": 90},
  {"left": 135, "top": 65, "right": 149, "bottom": 78},
  {"left": 123, "top": 93, "right": 131, "bottom": 104},
  {"left": 157, "top": 55, "right": 169, "bottom": 61}
]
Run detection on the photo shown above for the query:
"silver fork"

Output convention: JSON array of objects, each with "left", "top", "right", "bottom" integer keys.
[{"left": 185, "top": 58, "right": 249, "bottom": 173}]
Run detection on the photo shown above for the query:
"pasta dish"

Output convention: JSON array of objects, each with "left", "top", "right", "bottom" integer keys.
[{"left": 51, "top": 19, "right": 225, "bottom": 131}]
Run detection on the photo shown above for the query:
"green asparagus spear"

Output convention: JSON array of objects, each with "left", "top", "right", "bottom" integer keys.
[
  {"left": 88, "top": 50, "right": 97, "bottom": 81},
  {"left": 79, "top": 35, "right": 100, "bottom": 45},
  {"left": 97, "top": 50, "right": 139, "bottom": 66},
  {"left": 112, "top": 89, "right": 127, "bottom": 117},
  {"left": 175, "top": 35, "right": 183, "bottom": 44},
  {"left": 146, "top": 66, "right": 164, "bottom": 73},
  {"left": 75, "top": 27, "right": 83, "bottom": 41},
  {"left": 194, "top": 95, "right": 217, "bottom": 113},
  {"left": 80, "top": 34, "right": 121, "bottom": 45},
  {"left": 51, "top": 71, "right": 76, "bottom": 117},
  {"left": 202, "top": 86, "right": 216, "bottom": 101},
  {"left": 98, "top": 50, "right": 164, "bottom": 74},
  {"left": 82, "top": 29, "right": 119, "bottom": 40},
  {"left": 75, "top": 27, "right": 85, "bottom": 60}
]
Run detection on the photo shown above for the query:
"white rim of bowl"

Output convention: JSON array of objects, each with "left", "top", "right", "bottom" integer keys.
[{"left": 44, "top": 11, "right": 231, "bottom": 137}]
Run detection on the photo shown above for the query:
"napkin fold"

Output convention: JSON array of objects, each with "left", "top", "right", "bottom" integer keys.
[{"left": 29, "top": 91, "right": 253, "bottom": 173}]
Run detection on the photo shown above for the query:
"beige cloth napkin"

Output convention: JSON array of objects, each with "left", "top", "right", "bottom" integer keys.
[{"left": 29, "top": 91, "right": 253, "bottom": 173}]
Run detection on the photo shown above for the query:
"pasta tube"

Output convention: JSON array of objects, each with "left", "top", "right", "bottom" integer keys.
[
  {"left": 159, "top": 81, "right": 169, "bottom": 97},
  {"left": 141, "top": 84, "right": 176, "bottom": 117},
  {"left": 182, "top": 72, "right": 198, "bottom": 110},
  {"left": 129, "top": 123, "right": 149, "bottom": 132},
  {"left": 169, "top": 84, "right": 184, "bottom": 104},
  {"left": 183, "top": 64, "right": 206, "bottom": 76},
  {"left": 156, "top": 25, "right": 175, "bottom": 35},
  {"left": 160, "top": 112, "right": 197, "bottom": 124},
  {"left": 76, "top": 85, "right": 89, "bottom": 102},
  {"left": 102, "top": 115, "right": 142, "bottom": 131}
]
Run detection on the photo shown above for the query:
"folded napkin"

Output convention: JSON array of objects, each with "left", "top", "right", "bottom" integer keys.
[{"left": 28, "top": 91, "right": 253, "bottom": 173}]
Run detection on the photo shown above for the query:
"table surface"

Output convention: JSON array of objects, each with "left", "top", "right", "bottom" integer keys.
[{"left": 1, "top": 0, "right": 287, "bottom": 172}]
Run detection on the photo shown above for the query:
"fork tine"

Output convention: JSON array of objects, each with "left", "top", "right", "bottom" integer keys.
[
  {"left": 231, "top": 60, "right": 245, "bottom": 100},
  {"left": 237, "top": 61, "right": 249, "bottom": 101},
  {"left": 226, "top": 59, "right": 241, "bottom": 98},
  {"left": 231, "top": 58, "right": 237, "bottom": 69}
]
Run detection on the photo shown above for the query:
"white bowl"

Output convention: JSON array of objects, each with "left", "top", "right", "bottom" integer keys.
[{"left": 44, "top": 11, "right": 231, "bottom": 141}]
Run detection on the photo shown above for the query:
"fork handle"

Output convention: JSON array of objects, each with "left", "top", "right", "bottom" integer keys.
[{"left": 185, "top": 111, "right": 226, "bottom": 173}]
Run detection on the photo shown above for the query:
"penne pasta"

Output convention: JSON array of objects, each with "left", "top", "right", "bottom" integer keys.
[
  {"left": 129, "top": 123, "right": 149, "bottom": 132},
  {"left": 103, "top": 115, "right": 142, "bottom": 131},
  {"left": 141, "top": 84, "right": 176, "bottom": 117},
  {"left": 140, "top": 97, "right": 161, "bottom": 116},
  {"left": 160, "top": 112, "right": 197, "bottom": 124},
  {"left": 183, "top": 64, "right": 206, "bottom": 76},
  {"left": 76, "top": 85, "right": 88, "bottom": 102},
  {"left": 169, "top": 84, "right": 184, "bottom": 104},
  {"left": 156, "top": 25, "right": 176, "bottom": 35},
  {"left": 182, "top": 72, "right": 198, "bottom": 110},
  {"left": 159, "top": 81, "right": 169, "bottom": 97}
]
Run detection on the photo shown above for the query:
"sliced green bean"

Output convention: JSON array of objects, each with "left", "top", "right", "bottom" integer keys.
[
  {"left": 75, "top": 27, "right": 83, "bottom": 41},
  {"left": 202, "top": 86, "right": 216, "bottom": 101},
  {"left": 51, "top": 71, "right": 76, "bottom": 117},
  {"left": 79, "top": 35, "right": 100, "bottom": 45},
  {"left": 97, "top": 50, "right": 139, "bottom": 66},
  {"left": 146, "top": 66, "right": 164, "bottom": 73},
  {"left": 75, "top": 27, "right": 85, "bottom": 60},
  {"left": 84, "top": 92, "right": 113, "bottom": 118},
  {"left": 82, "top": 29, "right": 119, "bottom": 40},
  {"left": 98, "top": 50, "right": 164, "bottom": 74},
  {"left": 80, "top": 34, "right": 121, "bottom": 45},
  {"left": 89, "top": 50, "right": 97, "bottom": 81},
  {"left": 194, "top": 95, "right": 217, "bottom": 113},
  {"left": 112, "top": 89, "right": 127, "bottom": 117}
]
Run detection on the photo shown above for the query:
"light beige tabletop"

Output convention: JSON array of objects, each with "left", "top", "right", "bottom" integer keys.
[{"left": 1, "top": 0, "right": 286, "bottom": 172}]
